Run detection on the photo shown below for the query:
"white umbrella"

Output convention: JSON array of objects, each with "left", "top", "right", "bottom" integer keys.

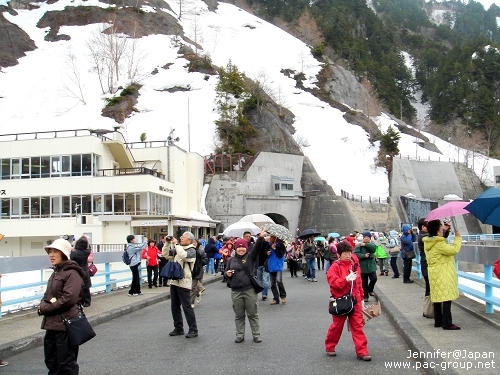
[
  {"left": 238, "top": 214, "right": 274, "bottom": 227},
  {"left": 223, "top": 222, "right": 260, "bottom": 238}
]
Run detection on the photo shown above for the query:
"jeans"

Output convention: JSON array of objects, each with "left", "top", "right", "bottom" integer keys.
[
  {"left": 256, "top": 266, "right": 269, "bottom": 297},
  {"left": 206, "top": 258, "right": 215, "bottom": 274},
  {"left": 390, "top": 256, "right": 399, "bottom": 277},
  {"left": 269, "top": 270, "right": 286, "bottom": 302},
  {"left": 306, "top": 257, "right": 316, "bottom": 279},
  {"left": 325, "top": 259, "right": 331, "bottom": 273}
]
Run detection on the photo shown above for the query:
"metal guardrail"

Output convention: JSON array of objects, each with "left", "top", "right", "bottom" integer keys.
[
  {"left": 0, "top": 252, "right": 147, "bottom": 317},
  {"left": 411, "top": 242, "right": 500, "bottom": 314}
]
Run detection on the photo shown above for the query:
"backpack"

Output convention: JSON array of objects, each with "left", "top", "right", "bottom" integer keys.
[
  {"left": 387, "top": 238, "right": 396, "bottom": 248},
  {"left": 160, "top": 261, "right": 184, "bottom": 280},
  {"left": 122, "top": 249, "right": 131, "bottom": 265}
]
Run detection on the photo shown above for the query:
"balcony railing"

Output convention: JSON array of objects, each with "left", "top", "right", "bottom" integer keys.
[
  {"left": 204, "top": 153, "right": 255, "bottom": 174},
  {"left": 96, "top": 167, "right": 166, "bottom": 180}
]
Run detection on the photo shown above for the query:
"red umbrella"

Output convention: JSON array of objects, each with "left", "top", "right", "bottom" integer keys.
[{"left": 425, "top": 201, "right": 470, "bottom": 221}]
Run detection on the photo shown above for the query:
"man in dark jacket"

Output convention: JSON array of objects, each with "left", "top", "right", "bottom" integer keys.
[
  {"left": 401, "top": 224, "right": 417, "bottom": 284},
  {"left": 354, "top": 232, "right": 377, "bottom": 302}
]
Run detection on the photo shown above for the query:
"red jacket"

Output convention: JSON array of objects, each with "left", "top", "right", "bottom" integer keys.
[
  {"left": 141, "top": 246, "right": 161, "bottom": 267},
  {"left": 326, "top": 258, "right": 364, "bottom": 302},
  {"left": 219, "top": 242, "right": 234, "bottom": 261}
]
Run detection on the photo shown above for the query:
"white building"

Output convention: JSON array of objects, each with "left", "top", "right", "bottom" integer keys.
[{"left": 0, "top": 129, "right": 218, "bottom": 257}]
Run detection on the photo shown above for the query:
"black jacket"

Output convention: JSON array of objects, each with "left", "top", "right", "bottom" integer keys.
[
  {"left": 226, "top": 244, "right": 260, "bottom": 292},
  {"left": 70, "top": 238, "right": 91, "bottom": 288}
]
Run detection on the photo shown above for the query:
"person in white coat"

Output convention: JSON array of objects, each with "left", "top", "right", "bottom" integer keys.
[{"left": 168, "top": 232, "right": 198, "bottom": 338}]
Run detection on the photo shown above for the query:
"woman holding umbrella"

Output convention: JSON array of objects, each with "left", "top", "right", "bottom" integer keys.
[{"left": 423, "top": 220, "right": 462, "bottom": 330}]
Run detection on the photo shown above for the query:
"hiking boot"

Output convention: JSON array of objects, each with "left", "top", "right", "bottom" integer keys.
[
  {"left": 235, "top": 336, "right": 244, "bottom": 343},
  {"left": 185, "top": 331, "right": 198, "bottom": 338},
  {"left": 169, "top": 330, "right": 185, "bottom": 336},
  {"left": 270, "top": 300, "right": 279, "bottom": 305},
  {"left": 281, "top": 298, "right": 287, "bottom": 304}
]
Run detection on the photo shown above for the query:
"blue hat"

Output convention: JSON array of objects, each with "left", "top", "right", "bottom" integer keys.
[{"left": 362, "top": 231, "right": 372, "bottom": 238}]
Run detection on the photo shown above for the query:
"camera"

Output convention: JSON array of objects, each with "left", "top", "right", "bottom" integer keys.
[{"left": 166, "top": 235, "right": 173, "bottom": 241}]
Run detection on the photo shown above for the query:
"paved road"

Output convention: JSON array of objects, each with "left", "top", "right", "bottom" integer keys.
[{"left": 1, "top": 272, "right": 421, "bottom": 375}]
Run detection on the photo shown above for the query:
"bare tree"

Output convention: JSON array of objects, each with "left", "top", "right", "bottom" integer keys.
[
  {"left": 294, "top": 133, "right": 311, "bottom": 150},
  {"left": 189, "top": 11, "right": 203, "bottom": 56},
  {"left": 62, "top": 52, "right": 86, "bottom": 105}
]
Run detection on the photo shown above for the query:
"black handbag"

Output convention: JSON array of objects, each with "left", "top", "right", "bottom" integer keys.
[
  {"left": 405, "top": 250, "right": 416, "bottom": 259},
  {"left": 62, "top": 306, "right": 96, "bottom": 347},
  {"left": 329, "top": 281, "right": 356, "bottom": 316}
]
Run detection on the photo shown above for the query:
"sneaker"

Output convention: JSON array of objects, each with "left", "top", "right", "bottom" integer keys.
[
  {"left": 312, "top": 279, "right": 318, "bottom": 282},
  {"left": 190, "top": 304, "right": 195, "bottom": 308},
  {"left": 443, "top": 324, "right": 461, "bottom": 330},
  {"left": 262, "top": 296, "right": 267, "bottom": 301},
  {"left": 326, "top": 351, "right": 336, "bottom": 357},
  {"left": 169, "top": 330, "right": 185, "bottom": 336},
  {"left": 212, "top": 274, "right": 217, "bottom": 276},
  {"left": 235, "top": 336, "right": 244, "bottom": 343},
  {"left": 132, "top": 293, "right": 139, "bottom": 296},
  {"left": 0, "top": 361, "right": 9, "bottom": 367},
  {"left": 199, "top": 287, "right": 206, "bottom": 295},
  {"left": 281, "top": 298, "right": 287, "bottom": 304},
  {"left": 253, "top": 336, "right": 262, "bottom": 343},
  {"left": 185, "top": 331, "right": 198, "bottom": 338},
  {"left": 357, "top": 355, "right": 372, "bottom": 361},
  {"left": 270, "top": 300, "right": 279, "bottom": 305}
]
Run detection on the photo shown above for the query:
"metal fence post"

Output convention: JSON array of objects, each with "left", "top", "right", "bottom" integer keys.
[
  {"left": 105, "top": 263, "right": 111, "bottom": 293},
  {"left": 484, "top": 265, "right": 493, "bottom": 314}
]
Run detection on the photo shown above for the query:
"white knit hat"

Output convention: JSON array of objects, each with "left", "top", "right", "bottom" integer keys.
[{"left": 45, "top": 238, "right": 72, "bottom": 260}]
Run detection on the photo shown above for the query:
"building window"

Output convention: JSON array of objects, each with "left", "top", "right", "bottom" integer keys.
[
  {"left": 82, "top": 154, "right": 92, "bottom": 176},
  {"left": 72, "top": 155, "right": 81, "bottom": 176},
  {"left": 81, "top": 195, "right": 92, "bottom": 214},
  {"left": 1, "top": 198, "right": 10, "bottom": 218},
  {"left": 22, "top": 197, "right": 30, "bottom": 216},
  {"left": 61, "top": 156, "right": 70, "bottom": 177},
  {"left": 93, "top": 195, "right": 102, "bottom": 213},
  {"left": 496, "top": 176, "right": 500, "bottom": 184},
  {"left": 40, "top": 197, "right": 50, "bottom": 217},
  {"left": 274, "top": 183, "right": 280, "bottom": 191},
  {"left": 114, "top": 193, "right": 125, "bottom": 214},
  {"left": 1, "top": 159, "right": 10, "bottom": 180},
  {"left": 51, "top": 196, "right": 61, "bottom": 217},
  {"left": 21, "top": 158, "right": 30, "bottom": 179},
  {"left": 281, "top": 183, "right": 293, "bottom": 190},
  {"left": 41, "top": 156, "right": 51, "bottom": 178},
  {"left": 11, "top": 197, "right": 21, "bottom": 216},
  {"left": 31, "top": 157, "right": 41, "bottom": 178},
  {"left": 11, "top": 158, "right": 20, "bottom": 179},
  {"left": 31, "top": 197, "right": 40, "bottom": 217}
]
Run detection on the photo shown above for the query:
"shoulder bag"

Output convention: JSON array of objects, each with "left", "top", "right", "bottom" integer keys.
[
  {"left": 62, "top": 306, "right": 96, "bottom": 347},
  {"left": 388, "top": 244, "right": 401, "bottom": 256},
  {"left": 88, "top": 262, "right": 98, "bottom": 277},
  {"left": 329, "top": 281, "right": 356, "bottom": 316}
]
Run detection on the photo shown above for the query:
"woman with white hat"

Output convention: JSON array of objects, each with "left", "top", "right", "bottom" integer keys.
[{"left": 38, "top": 238, "right": 84, "bottom": 375}]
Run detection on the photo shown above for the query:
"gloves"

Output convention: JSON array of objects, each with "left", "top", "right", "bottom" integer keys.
[{"left": 345, "top": 270, "right": 357, "bottom": 282}]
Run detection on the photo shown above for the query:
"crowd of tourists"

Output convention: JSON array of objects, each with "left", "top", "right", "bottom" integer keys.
[{"left": 27, "top": 216, "right": 462, "bottom": 374}]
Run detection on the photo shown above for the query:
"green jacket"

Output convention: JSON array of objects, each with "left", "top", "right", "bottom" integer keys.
[
  {"left": 354, "top": 242, "right": 377, "bottom": 273},
  {"left": 374, "top": 245, "right": 388, "bottom": 259},
  {"left": 423, "top": 235, "right": 462, "bottom": 303}
]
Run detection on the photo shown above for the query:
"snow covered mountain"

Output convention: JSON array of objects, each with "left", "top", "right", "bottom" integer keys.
[{"left": 1, "top": 0, "right": 499, "bottom": 199}]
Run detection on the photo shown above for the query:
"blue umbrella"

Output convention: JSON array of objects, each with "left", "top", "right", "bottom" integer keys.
[
  {"left": 465, "top": 188, "right": 500, "bottom": 226},
  {"left": 314, "top": 236, "right": 326, "bottom": 243},
  {"left": 328, "top": 232, "right": 340, "bottom": 238}
]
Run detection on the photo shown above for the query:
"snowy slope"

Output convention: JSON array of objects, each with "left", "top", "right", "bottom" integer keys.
[{"left": 1, "top": 0, "right": 499, "bottom": 200}]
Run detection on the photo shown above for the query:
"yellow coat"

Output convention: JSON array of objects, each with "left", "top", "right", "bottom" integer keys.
[{"left": 423, "top": 235, "right": 462, "bottom": 303}]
